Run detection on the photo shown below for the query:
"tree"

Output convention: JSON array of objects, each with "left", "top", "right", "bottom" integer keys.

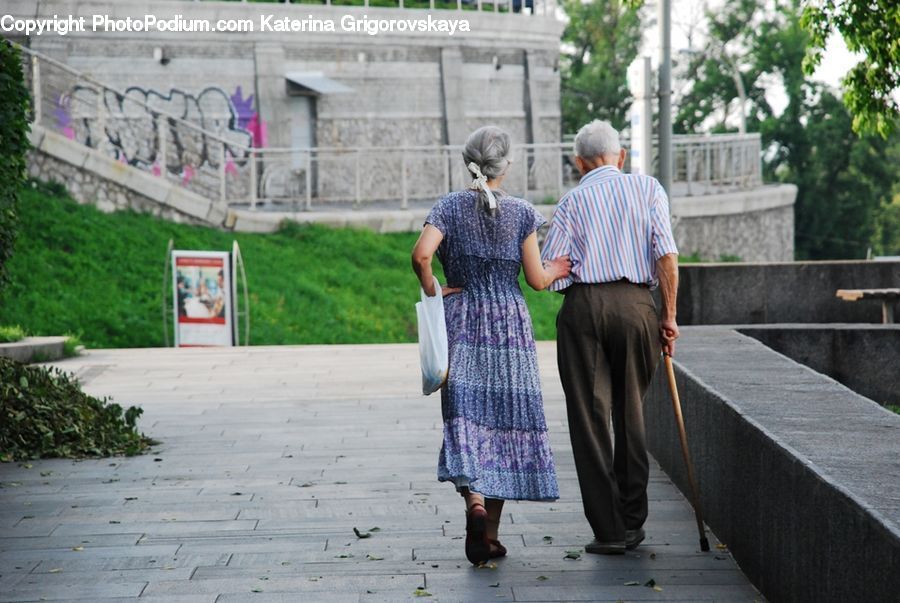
[
  {"left": 673, "top": 0, "right": 900, "bottom": 259},
  {"left": 801, "top": 0, "right": 900, "bottom": 138},
  {"left": 767, "top": 88, "right": 897, "bottom": 259},
  {"left": 871, "top": 135, "right": 900, "bottom": 256},
  {"left": 754, "top": 2, "right": 898, "bottom": 258},
  {"left": 560, "top": 0, "right": 643, "bottom": 135},
  {"left": 0, "top": 40, "right": 31, "bottom": 290},
  {"left": 673, "top": 0, "right": 774, "bottom": 134}
]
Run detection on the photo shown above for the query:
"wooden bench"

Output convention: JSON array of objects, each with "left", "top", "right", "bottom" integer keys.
[{"left": 835, "top": 288, "right": 900, "bottom": 323}]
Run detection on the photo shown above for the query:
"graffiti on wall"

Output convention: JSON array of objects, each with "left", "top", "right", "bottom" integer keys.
[{"left": 54, "top": 85, "right": 267, "bottom": 183}]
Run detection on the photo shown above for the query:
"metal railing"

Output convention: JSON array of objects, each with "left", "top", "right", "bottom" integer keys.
[
  {"left": 671, "top": 134, "right": 763, "bottom": 196},
  {"left": 185, "top": 0, "right": 560, "bottom": 18},
  {"left": 21, "top": 44, "right": 763, "bottom": 215}
]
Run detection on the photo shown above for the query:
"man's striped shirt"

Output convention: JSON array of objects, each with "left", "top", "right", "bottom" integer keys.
[{"left": 540, "top": 165, "right": 678, "bottom": 291}]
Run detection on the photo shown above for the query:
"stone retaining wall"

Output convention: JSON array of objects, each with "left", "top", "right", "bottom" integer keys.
[
  {"left": 739, "top": 324, "right": 900, "bottom": 406},
  {"left": 644, "top": 326, "right": 900, "bottom": 603},
  {"left": 675, "top": 260, "right": 900, "bottom": 324},
  {"left": 27, "top": 125, "right": 227, "bottom": 227}
]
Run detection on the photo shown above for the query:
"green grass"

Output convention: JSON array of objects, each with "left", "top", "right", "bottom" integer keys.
[
  {"left": 0, "top": 325, "right": 26, "bottom": 343},
  {"left": 678, "top": 252, "right": 743, "bottom": 263},
  {"left": 0, "top": 182, "right": 563, "bottom": 348},
  {"left": 887, "top": 404, "right": 900, "bottom": 415}
]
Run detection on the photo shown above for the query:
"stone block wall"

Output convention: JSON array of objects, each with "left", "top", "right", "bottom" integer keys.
[
  {"left": 15, "top": 0, "right": 565, "bottom": 203},
  {"left": 670, "top": 184, "right": 797, "bottom": 262},
  {"left": 674, "top": 204, "right": 794, "bottom": 262},
  {"left": 27, "top": 148, "right": 208, "bottom": 226}
]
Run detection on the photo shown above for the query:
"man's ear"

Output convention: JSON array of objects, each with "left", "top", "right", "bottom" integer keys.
[
  {"left": 574, "top": 155, "right": 587, "bottom": 176},
  {"left": 618, "top": 148, "right": 627, "bottom": 170}
]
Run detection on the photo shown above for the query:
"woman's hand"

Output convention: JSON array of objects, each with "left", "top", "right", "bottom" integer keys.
[
  {"left": 543, "top": 255, "right": 572, "bottom": 281},
  {"left": 423, "top": 283, "right": 462, "bottom": 298}
]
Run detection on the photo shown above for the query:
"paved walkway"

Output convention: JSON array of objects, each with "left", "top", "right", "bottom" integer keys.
[{"left": 0, "top": 344, "right": 763, "bottom": 602}]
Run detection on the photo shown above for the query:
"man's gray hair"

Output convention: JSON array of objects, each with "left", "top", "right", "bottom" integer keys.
[
  {"left": 574, "top": 120, "right": 621, "bottom": 159},
  {"left": 462, "top": 125, "right": 511, "bottom": 214}
]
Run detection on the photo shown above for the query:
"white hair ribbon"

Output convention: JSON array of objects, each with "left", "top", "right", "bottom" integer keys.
[{"left": 467, "top": 162, "right": 498, "bottom": 209}]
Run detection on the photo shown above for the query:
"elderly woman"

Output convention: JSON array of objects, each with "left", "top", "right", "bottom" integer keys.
[{"left": 411, "top": 126, "right": 571, "bottom": 564}]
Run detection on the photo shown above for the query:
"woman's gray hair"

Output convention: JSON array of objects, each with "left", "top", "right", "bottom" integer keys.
[
  {"left": 462, "top": 125, "right": 511, "bottom": 215},
  {"left": 574, "top": 120, "right": 621, "bottom": 159}
]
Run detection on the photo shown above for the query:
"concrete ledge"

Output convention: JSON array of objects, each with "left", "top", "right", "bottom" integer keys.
[
  {"left": 672, "top": 183, "right": 797, "bottom": 218},
  {"left": 118, "top": 165, "right": 170, "bottom": 205},
  {"left": 644, "top": 326, "right": 900, "bottom": 603},
  {"left": 677, "top": 260, "right": 900, "bottom": 324},
  {"left": 0, "top": 337, "right": 68, "bottom": 363},
  {"left": 163, "top": 187, "right": 214, "bottom": 222},
  {"left": 32, "top": 125, "right": 224, "bottom": 226},
  {"left": 739, "top": 324, "right": 900, "bottom": 406},
  {"left": 38, "top": 128, "right": 89, "bottom": 169},
  {"left": 27, "top": 125, "right": 45, "bottom": 149}
]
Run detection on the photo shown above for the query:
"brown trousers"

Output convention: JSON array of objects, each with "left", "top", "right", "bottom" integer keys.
[{"left": 556, "top": 281, "right": 662, "bottom": 541}]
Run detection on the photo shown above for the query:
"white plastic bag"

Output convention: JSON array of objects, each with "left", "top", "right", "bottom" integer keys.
[{"left": 416, "top": 276, "right": 449, "bottom": 395}]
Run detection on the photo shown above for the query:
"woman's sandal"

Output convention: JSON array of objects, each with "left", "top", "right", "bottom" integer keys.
[
  {"left": 464, "top": 503, "right": 490, "bottom": 565},
  {"left": 488, "top": 539, "right": 507, "bottom": 559}
]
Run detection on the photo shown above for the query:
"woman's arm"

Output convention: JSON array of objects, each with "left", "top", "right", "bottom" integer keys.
[
  {"left": 411, "top": 224, "right": 464, "bottom": 298},
  {"left": 522, "top": 232, "right": 571, "bottom": 291}
]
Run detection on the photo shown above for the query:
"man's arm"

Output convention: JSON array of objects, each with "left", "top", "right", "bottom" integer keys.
[
  {"left": 656, "top": 252, "right": 679, "bottom": 355},
  {"left": 540, "top": 202, "right": 574, "bottom": 292}
]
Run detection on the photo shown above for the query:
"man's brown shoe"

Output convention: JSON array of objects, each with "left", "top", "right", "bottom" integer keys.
[
  {"left": 625, "top": 528, "right": 645, "bottom": 550},
  {"left": 585, "top": 539, "right": 626, "bottom": 555}
]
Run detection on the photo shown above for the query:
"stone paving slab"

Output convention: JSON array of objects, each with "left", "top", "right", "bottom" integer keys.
[
  {"left": 31, "top": 553, "right": 230, "bottom": 572},
  {"left": 0, "top": 343, "right": 765, "bottom": 602}
]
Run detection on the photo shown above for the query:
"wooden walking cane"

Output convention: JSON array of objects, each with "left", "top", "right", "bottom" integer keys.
[{"left": 663, "top": 352, "right": 710, "bottom": 552}]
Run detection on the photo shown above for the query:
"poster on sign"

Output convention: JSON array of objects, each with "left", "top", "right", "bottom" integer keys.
[{"left": 172, "top": 251, "right": 235, "bottom": 347}]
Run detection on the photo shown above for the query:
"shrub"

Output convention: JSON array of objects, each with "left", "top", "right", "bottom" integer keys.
[
  {"left": 0, "top": 40, "right": 31, "bottom": 291},
  {"left": 0, "top": 357, "right": 156, "bottom": 461},
  {"left": 0, "top": 325, "right": 25, "bottom": 343},
  {"left": 63, "top": 333, "right": 83, "bottom": 357}
]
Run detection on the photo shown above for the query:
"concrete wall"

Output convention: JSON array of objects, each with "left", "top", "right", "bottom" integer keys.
[
  {"left": 672, "top": 184, "right": 796, "bottom": 262},
  {"left": 10, "top": 0, "right": 564, "bottom": 200},
  {"left": 644, "top": 326, "right": 900, "bottom": 603},
  {"left": 739, "top": 325, "right": 900, "bottom": 406},
  {"left": 676, "top": 260, "right": 900, "bottom": 324}
]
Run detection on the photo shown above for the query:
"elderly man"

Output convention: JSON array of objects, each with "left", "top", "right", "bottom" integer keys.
[{"left": 541, "top": 120, "right": 679, "bottom": 554}]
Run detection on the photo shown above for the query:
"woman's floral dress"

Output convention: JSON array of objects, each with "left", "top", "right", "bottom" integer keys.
[{"left": 426, "top": 190, "right": 559, "bottom": 501}]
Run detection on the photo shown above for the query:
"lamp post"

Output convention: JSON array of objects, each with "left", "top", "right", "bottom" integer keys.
[{"left": 658, "top": 0, "right": 673, "bottom": 199}]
